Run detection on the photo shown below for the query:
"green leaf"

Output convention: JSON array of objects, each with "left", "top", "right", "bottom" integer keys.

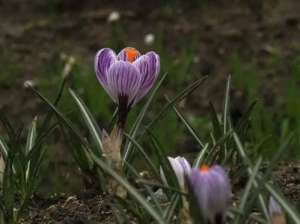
[
  {"left": 69, "top": 88, "right": 103, "bottom": 156},
  {"left": 90, "top": 153, "right": 167, "bottom": 224},
  {"left": 193, "top": 143, "right": 209, "bottom": 168},
  {"left": 25, "top": 117, "right": 37, "bottom": 155},
  {"left": 29, "top": 86, "right": 90, "bottom": 149},
  {"left": 25, "top": 117, "right": 38, "bottom": 182},
  {"left": 0, "top": 137, "right": 9, "bottom": 158},
  {"left": 123, "top": 133, "right": 160, "bottom": 179},
  {"left": 265, "top": 184, "right": 300, "bottom": 224},
  {"left": 171, "top": 101, "right": 204, "bottom": 148},
  {"left": 234, "top": 157, "right": 262, "bottom": 224},
  {"left": 123, "top": 73, "right": 167, "bottom": 163},
  {"left": 233, "top": 132, "right": 270, "bottom": 222},
  {"left": 144, "top": 76, "right": 207, "bottom": 136}
]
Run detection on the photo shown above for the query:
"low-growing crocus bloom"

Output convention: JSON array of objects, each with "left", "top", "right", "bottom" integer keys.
[
  {"left": 268, "top": 197, "right": 286, "bottom": 224},
  {"left": 188, "top": 165, "right": 231, "bottom": 224},
  {"left": 95, "top": 47, "right": 160, "bottom": 127},
  {"left": 167, "top": 156, "right": 191, "bottom": 190}
]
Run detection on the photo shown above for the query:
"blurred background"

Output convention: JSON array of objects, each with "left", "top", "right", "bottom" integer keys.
[{"left": 1, "top": 0, "right": 300, "bottom": 194}]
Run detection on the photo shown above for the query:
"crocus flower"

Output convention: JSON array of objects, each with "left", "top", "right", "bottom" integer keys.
[
  {"left": 161, "top": 156, "right": 191, "bottom": 190},
  {"left": 188, "top": 165, "right": 231, "bottom": 224},
  {"left": 268, "top": 197, "right": 286, "bottom": 224},
  {"left": 95, "top": 47, "right": 160, "bottom": 126}
]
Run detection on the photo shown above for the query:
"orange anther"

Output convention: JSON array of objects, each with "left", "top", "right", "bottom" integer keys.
[
  {"left": 200, "top": 165, "right": 210, "bottom": 173},
  {"left": 125, "top": 47, "right": 139, "bottom": 62}
]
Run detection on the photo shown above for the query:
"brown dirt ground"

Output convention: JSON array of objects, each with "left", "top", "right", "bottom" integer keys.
[{"left": 19, "top": 162, "right": 300, "bottom": 224}]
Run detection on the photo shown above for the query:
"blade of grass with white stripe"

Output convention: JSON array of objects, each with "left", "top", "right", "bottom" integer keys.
[
  {"left": 25, "top": 117, "right": 37, "bottom": 155},
  {"left": 223, "top": 75, "right": 231, "bottom": 136},
  {"left": 90, "top": 153, "right": 167, "bottom": 224},
  {"left": 164, "top": 194, "right": 180, "bottom": 222},
  {"left": 193, "top": 143, "right": 209, "bottom": 168},
  {"left": 234, "top": 157, "right": 262, "bottom": 224},
  {"left": 143, "top": 76, "right": 207, "bottom": 137},
  {"left": 29, "top": 86, "right": 90, "bottom": 149},
  {"left": 124, "top": 161, "right": 164, "bottom": 217},
  {"left": 0, "top": 137, "right": 9, "bottom": 158},
  {"left": 233, "top": 132, "right": 270, "bottom": 222},
  {"left": 170, "top": 100, "right": 204, "bottom": 148},
  {"left": 69, "top": 89, "right": 103, "bottom": 156},
  {"left": 123, "top": 73, "right": 167, "bottom": 163},
  {"left": 222, "top": 75, "right": 231, "bottom": 159},
  {"left": 123, "top": 133, "right": 160, "bottom": 179},
  {"left": 25, "top": 117, "right": 38, "bottom": 182},
  {"left": 209, "top": 102, "right": 223, "bottom": 140},
  {"left": 265, "top": 183, "right": 300, "bottom": 223}
]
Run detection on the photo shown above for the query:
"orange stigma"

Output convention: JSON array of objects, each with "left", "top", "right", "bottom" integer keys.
[
  {"left": 124, "top": 47, "right": 139, "bottom": 62},
  {"left": 200, "top": 165, "right": 210, "bottom": 173}
]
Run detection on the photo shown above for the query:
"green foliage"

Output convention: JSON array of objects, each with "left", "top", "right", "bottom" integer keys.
[
  {"left": 0, "top": 116, "right": 51, "bottom": 223},
  {"left": 230, "top": 54, "right": 300, "bottom": 158}
]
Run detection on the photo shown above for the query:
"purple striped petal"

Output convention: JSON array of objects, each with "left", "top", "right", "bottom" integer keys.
[
  {"left": 117, "top": 47, "right": 141, "bottom": 62},
  {"left": 133, "top": 52, "right": 160, "bottom": 104},
  {"left": 107, "top": 61, "right": 141, "bottom": 106},
  {"left": 189, "top": 165, "right": 231, "bottom": 223},
  {"left": 95, "top": 48, "right": 117, "bottom": 90}
]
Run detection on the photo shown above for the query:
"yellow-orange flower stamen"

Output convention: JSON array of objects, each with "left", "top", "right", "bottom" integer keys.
[
  {"left": 200, "top": 165, "right": 210, "bottom": 173},
  {"left": 125, "top": 47, "right": 139, "bottom": 62}
]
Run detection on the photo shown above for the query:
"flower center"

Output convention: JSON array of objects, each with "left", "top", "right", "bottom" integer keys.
[
  {"left": 199, "top": 165, "right": 210, "bottom": 173},
  {"left": 125, "top": 47, "right": 139, "bottom": 63}
]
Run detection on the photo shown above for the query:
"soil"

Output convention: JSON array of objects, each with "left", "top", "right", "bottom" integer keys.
[
  {"left": 1, "top": 0, "right": 300, "bottom": 223},
  {"left": 18, "top": 162, "right": 300, "bottom": 224}
]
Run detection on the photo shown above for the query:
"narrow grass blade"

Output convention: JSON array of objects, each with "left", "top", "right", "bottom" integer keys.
[
  {"left": 69, "top": 88, "right": 103, "bottom": 156},
  {"left": 233, "top": 132, "right": 270, "bottom": 221},
  {"left": 0, "top": 137, "right": 9, "bottom": 158},
  {"left": 144, "top": 76, "right": 207, "bottom": 135},
  {"left": 234, "top": 157, "right": 262, "bottom": 224},
  {"left": 39, "top": 78, "right": 67, "bottom": 134},
  {"left": 0, "top": 113, "right": 16, "bottom": 141},
  {"left": 209, "top": 102, "right": 222, "bottom": 140},
  {"left": 123, "top": 73, "right": 167, "bottom": 162},
  {"left": 90, "top": 153, "right": 167, "bottom": 224},
  {"left": 25, "top": 117, "right": 37, "bottom": 155},
  {"left": 124, "top": 161, "right": 164, "bottom": 217},
  {"left": 29, "top": 86, "right": 90, "bottom": 149},
  {"left": 223, "top": 75, "right": 231, "bottom": 135},
  {"left": 25, "top": 117, "right": 38, "bottom": 182},
  {"left": 265, "top": 183, "right": 300, "bottom": 224},
  {"left": 148, "top": 130, "right": 179, "bottom": 189},
  {"left": 193, "top": 143, "right": 209, "bottom": 168},
  {"left": 164, "top": 194, "right": 180, "bottom": 222},
  {"left": 123, "top": 133, "right": 160, "bottom": 178},
  {"left": 171, "top": 101, "right": 204, "bottom": 148}
]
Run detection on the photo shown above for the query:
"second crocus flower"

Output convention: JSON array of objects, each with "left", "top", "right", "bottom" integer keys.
[
  {"left": 167, "top": 156, "right": 191, "bottom": 190},
  {"left": 188, "top": 165, "right": 231, "bottom": 224}
]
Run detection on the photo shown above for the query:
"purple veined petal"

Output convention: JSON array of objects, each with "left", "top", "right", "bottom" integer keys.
[
  {"left": 117, "top": 47, "right": 141, "bottom": 62},
  {"left": 188, "top": 165, "right": 231, "bottom": 223},
  {"left": 132, "top": 51, "right": 160, "bottom": 104},
  {"left": 107, "top": 61, "right": 141, "bottom": 106},
  {"left": 95, "top": 48, "right": 117, "bottom": 90}
]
